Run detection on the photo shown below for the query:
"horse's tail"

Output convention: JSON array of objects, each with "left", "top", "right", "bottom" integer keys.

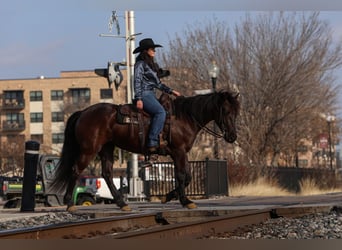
[{"left": 51, "top": 110, "right": 82, "bottom": 192}]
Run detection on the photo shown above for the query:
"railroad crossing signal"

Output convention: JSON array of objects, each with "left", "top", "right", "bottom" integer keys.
[{"left": 95, "top": 61, "right": 124, "bottom": 90}]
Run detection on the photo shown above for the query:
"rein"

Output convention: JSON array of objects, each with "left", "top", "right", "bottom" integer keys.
[
  {"left": 190, "top": 107, "right": 225, "bottom": 139},
  {"left": 196, "top": 121, "right": 224, "bottom": 138}
]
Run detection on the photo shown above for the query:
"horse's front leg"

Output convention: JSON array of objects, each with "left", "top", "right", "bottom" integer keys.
[{"left": 164, "top": 151, "right": 197, "bottom": 209}]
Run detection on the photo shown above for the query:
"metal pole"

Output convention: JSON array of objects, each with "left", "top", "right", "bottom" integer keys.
[
  {"left": 212, "top": 77, "right": 218, "bottom": 159},
  {"left": 125, "top": 11, "right": 139, "bottom": 197},
  {"left": 328, "top": 121, "right": 333, "bottom": 170},
  {"left": 21, "top": 141, "right": 40, "bottom": 212}
]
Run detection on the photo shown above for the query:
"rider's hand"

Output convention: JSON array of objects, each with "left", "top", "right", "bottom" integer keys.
[
  {"left": 136, "top": 99, "right": 143, "bottom": 110},
  {"left": 172, "top": 90, "right": 181, "bottom": 97}
]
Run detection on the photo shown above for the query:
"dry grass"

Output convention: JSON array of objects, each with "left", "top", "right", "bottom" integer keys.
[
  {"left": 298, "top": 178, "right": 342, "bottom": 195},
  {"left": 229, "top": 177, "right": 342, "bottom": 196},
  {"left": 229, "top": 177, "right": 294, "bottom": 196}
]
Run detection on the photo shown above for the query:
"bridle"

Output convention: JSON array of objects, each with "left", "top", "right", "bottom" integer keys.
[{"left": 191, "top": 104, "right": 227, "bottom": 139}]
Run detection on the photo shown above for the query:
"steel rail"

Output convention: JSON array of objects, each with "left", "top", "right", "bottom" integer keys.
[
  {"left": 108, "top": 209, "right": 273, "bottom": 239},
  {"left": 0, "top": 205, "right": 333, "bottom": 239},
  {"left": 101, "top": 206, "right": 335, "bottom": 239}
]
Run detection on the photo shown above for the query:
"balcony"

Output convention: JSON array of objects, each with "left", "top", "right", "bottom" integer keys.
[
  {"left": 2, "top": 120, "right": 26, "bottom": 131},
  {"left": 2, "top": 99, "right": 25, "bottom": 110}
]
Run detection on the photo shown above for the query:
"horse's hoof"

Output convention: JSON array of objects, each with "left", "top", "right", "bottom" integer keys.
[
  {"left": 67, "top": 205, "right": 77, "bottom": 212},
  {"left": 160, "top": 196, "right": 167, "bottom": 204},
  {"left": 120, "top": 205, "right": 132, "bottom": 211},
  {"left": 186, "top": 203, "right": 197, "bottom": 209}
]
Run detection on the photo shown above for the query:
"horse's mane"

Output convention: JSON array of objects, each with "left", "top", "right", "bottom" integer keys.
[{"left": 173, "top": 90, "right": 240, "bottom": 122}]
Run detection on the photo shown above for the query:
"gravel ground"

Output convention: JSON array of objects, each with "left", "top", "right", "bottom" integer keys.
[
  {"left": 203, "top": 209, "right": 342, "bottom": 239},
  {"left": 0, "top": 212, "right": 91, "bottom": 231}
]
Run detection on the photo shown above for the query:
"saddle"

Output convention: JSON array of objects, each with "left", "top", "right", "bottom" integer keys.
[{"left": 116, "top": 94, "right": 173, "bottom": 154}]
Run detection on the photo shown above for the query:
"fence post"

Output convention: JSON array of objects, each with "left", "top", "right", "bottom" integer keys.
[{"left": 20, "top": 141, "right": 40, "bottom": 212}]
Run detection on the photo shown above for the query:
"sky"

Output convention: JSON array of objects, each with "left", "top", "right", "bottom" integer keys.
[
  {"left": 1, "top": 0, "right": 342, "bottom": 79},
  {"left": 1, "top": 1, "right": 342, "bottom": 111}
]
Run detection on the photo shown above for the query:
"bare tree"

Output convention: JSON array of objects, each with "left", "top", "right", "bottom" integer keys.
[
  {"left": 161, "top": 12, "right": 342, "bottom": 171},
  {"left": 0, "top": 135, "right": 25, "bottom": 176}
]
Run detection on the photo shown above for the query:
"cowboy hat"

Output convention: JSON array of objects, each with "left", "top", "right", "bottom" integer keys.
[{"left": 133, "top": 38, "right": 162, "bottom": 54}]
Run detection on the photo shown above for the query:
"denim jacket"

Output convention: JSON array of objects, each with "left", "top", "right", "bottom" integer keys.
[{"left": 133, "top": 60, "right": 173, "bottom": 100}]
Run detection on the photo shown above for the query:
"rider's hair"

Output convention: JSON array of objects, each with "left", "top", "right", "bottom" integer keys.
[{"left": 136, "top": 50, "right": 160, "bottom": 73}]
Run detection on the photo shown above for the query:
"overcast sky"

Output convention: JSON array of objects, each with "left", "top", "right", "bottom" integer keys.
[{"left": 1, "top": 0, "right": 342, "bottom": 79}]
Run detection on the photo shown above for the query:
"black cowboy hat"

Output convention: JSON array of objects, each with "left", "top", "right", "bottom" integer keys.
[{"left": 133, "top": 38, "right": 162, "bottom": 54}]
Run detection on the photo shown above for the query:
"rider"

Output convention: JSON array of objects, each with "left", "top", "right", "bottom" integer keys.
[{"left": 133, "top": 38, "right": 181, "bottom": 153}]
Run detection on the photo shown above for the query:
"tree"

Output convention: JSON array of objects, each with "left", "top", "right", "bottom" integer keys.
[
  {"left": 161, "top": 12, "right": 342, "bottom": 171},
  {"left": 0, "top": 135, "right": 25, "bottom": 176}
]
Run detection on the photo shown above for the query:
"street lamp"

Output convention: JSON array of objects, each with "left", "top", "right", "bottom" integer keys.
[
  {"left": 326, "top": 114, "right": 335, "bottom": 170},
  {"left": 208, "top": 61, "right": 220, "bottom": 158},
  {"left": 208, "top": 61, "right": 220, "bottom": 92},
  {"left": 320, "top": 113, "right": 336, "bottom": 170}
]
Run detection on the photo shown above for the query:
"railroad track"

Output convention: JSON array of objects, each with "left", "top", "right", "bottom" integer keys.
[{"left": 0, "top": 205, "right": 333, "bottom": 239}]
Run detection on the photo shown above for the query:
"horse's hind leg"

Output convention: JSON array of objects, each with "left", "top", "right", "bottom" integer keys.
[
  {"left": 63, "top": 172, "right": 78, "bottom": 212},
  {"left": 99, "top": 143, "right": 131, "bottom": 211},
  {"left": 65, "top": 154, "right": 94, "bottom": 212}
]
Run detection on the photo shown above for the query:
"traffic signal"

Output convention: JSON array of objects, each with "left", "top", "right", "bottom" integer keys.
[{"left": 95, "top": 62, "right": 124, "bottom": 90}]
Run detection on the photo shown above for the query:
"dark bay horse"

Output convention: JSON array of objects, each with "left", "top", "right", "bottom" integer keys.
[{"left": 51, "top": 90, "right": 240, "bottom": 211}]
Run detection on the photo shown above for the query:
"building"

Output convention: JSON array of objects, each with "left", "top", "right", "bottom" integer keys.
[{"left": 0, "top": 70, "right": 128, "bottom": 175}]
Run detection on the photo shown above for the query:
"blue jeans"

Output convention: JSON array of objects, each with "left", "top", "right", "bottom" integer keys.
[{"left": 141, "top": 91, "right": 166, "bottom": 147}]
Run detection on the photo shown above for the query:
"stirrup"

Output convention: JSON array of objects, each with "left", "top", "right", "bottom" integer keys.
[
  {"left": 144, "top": 154, "right": 159, "bottom": 162},
  {"left": 148, "top": 146, "right": 158, "bottom": 153},
  {"left": 160, "top": 140, "right": 168, "bottom": 147}
]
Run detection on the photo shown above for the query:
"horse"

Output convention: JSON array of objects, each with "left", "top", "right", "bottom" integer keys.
[{"left": 51, "top": 90, "right": 240, "bottom": 211}]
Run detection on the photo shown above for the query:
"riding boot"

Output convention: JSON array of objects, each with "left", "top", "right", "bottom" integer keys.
[{"left": 159, "top": 133, "right": 168, "bottom": 148}]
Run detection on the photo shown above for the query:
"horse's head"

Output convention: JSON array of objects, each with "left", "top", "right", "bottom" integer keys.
[{"left": 215, "top": 91, "right": 240, "bottom": 143}]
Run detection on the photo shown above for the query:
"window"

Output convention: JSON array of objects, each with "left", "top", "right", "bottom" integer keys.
[
  {"left": 31, "top": 134, "right": 43, "bottom": 144},
  {"left": 52, "top": 112, "right": 64, "bottom": 122},
  {"left": 100, "top": 89, "right": 113, "bottom": 99},
  {"left": 298, "top": 159, "right": 308, "bottom": 168},
  {"left": 6, "top": 112, "right": 24, "bottom": 123},
  {"left": 4, "top": 90, "right": 25, "bottom": 107},
  {"left": 5, "top": 113, "right": 24, "bottom": 129},
  {"left": 30, "top": 91, "right": 43, "bottom": 101},
  {"left": 4, "top": 91, "right": 24, "bottom": 100},
  {"left": 71, "top": 88, "right": 90, "bottom": 104},
  {"left": 30, "top": 112, "right": 43, "bottom": 123},
  {"left": 51, "top": 90, "right": 64, "bottom": 101},
  {"left": 297, "top": 145, "right": 308, "bottom": 153},
  {"left": 52, "top": 133, "right": 64, "bottom": 144}
]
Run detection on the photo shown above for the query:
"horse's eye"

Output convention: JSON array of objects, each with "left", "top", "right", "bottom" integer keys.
[{"left": 223, "top": 109, "right": 229, "bottom": 116}]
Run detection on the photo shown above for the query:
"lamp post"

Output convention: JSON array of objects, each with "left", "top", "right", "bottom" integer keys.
[
  {"left": 208, "top": 61, "right": 220, "bottom": 159},
  {"left": 326, "top": 114, "right": 335, "bottom": 170}
]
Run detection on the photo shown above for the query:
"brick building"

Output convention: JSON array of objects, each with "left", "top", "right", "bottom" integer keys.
[{"left": 0, "top": 70, "right": 128, "bottom": 174}]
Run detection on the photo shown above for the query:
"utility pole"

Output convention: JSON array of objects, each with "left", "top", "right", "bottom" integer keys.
[{"left": 125, "top": 11, "right": 140, "bottom": 197}]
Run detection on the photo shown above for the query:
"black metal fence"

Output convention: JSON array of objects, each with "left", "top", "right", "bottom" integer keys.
[
  {"left": 141, "top": 159, "right": 228, "bottom": 199},
  {"left": 263, "top": 167, "right": 339, "bottom": 193}
]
